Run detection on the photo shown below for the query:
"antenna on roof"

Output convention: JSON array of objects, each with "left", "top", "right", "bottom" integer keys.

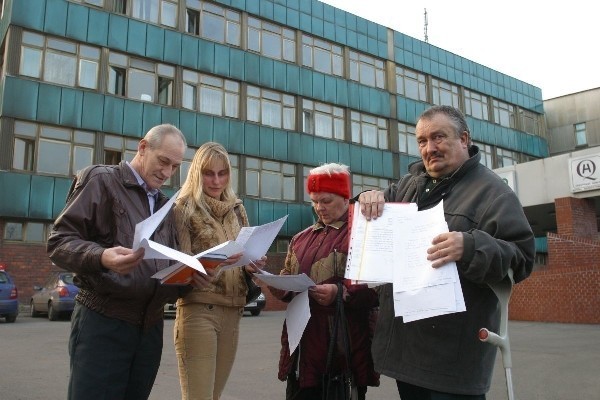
[{"left": 424, "top": 8, "right": 429, "bottom": 43}]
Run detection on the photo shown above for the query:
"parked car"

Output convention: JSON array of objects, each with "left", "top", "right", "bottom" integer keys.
[
  {"left": 0, "top": 264, "right": 19, "bottom": 323},
  {"left": 30, "top": 271, "right": 79, "bottom": 321},
  {"left": 244, "top": 292, "right": 266, "bottom": 316},
  {"left": 164, "top": 302, "right": 177, "bottom": 318}
]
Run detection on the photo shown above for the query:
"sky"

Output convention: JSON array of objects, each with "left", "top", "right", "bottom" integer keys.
[{"left": 320, "top": 0, "right": 600, "bottom": 100}]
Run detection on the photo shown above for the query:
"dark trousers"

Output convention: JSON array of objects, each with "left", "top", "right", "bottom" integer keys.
[
  {"left": 67, "top": 302, "right": 164, "bottom": 400},
  {"left": 286, "top": 375, "right": 367, "bottom": 400},
  {"left": 397, "top": 381, "right": 486, "bottom": 400}
]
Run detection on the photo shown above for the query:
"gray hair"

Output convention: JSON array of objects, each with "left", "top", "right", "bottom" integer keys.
[
  {"left": 309, "top": 163, "right": 350, "bottom": 176},
  {"left": 419, "top": 105, "right": 471, "bottom": 140},
  {"left": 144, "top": 124, "right": 187, "bottom": 148}
]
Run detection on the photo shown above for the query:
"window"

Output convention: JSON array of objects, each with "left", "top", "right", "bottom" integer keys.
[
  {"left": 519, "top": 109, "right": 540, "bottom": 136},
  {"left": 178, "top": 147, "right": 197, "bottom": 187},
  {"left": 108, "top": 52, "right": 175, "bottom": 105},
  {"left": 247, "top": 17, "right": 295, "bottom": 63},
  {"left": 247, "top": 86, "right": 295, "bottom": 130},
  {"left": 492, "top": 100, "right": 516, "bottom": 128},
  {"left": 474, "top": 141, "right": 494, "bottom": 168},
  {"left": 301, "top": 34, "right": 343, "bottom": 77},
  {"left": 20, "top": 31, "right": 101, "bottom": 90},
  {"left": 131, "top": 0, "right": 177, "bottom": 28},
  {"left": 396, "top": 66, "right": 427, "bottom": 102},
  {"left": 182, "top": 70, "right": 240, "bottom": 117},
  {"left": 349, "top": 51, "right": 385, "bottom": 89},
  {"left": 398, "top": 122, "right": 419, "bottom": 157},
  {"left": 575, "top": 123, "right": 587, "bottom": 147},
  {"left": 302, "top": 99, "right": 344, "bottom": 140},
  {"left": 104, "top": 134, "right": 138, "bottom": 164},
  {"left": 186, "top": 0, "right": 241, "bottom": 46},
  {"left": 352, "top": 174, "right": 389, "bottom": 196},
  {"left": 3, "top": 221, "right": 52, "bottom": 242},
  {"left": 228, "top": 154, "right": 239, "bottom": 194},
  {"left": 431, "top": 78, "right": 459, "bottom": 108},
  {"left": 464, "top": 90, "right": 489, "bottom": 121},
  {"left": 113, "top": 0, "right": 127, "bottom": 14},
  {"left": 12, "top": 121, "right": 95, "bottom": 176},
  {"left": 246, "top": 157, "right": 296, "bottom": 201},
  {"left": 350, "top": 111, "right": 388, "bottom": 149},
  {"left": 496, "top": 147, "right": 519, "bottom": 168}
]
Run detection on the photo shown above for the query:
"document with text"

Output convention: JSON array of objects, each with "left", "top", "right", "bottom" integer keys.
[{"left": 345, "top": 201, "right": 465, "bottom": 322}]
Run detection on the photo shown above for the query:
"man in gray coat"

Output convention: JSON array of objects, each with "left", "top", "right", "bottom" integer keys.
[{"left": 358, "top": 105, "right": 535, "bottom": 399}]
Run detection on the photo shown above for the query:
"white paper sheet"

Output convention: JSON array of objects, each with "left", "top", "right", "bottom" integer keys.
[
  {"left": 132, "top": 189, "right": 180, "bottom": 251},
  {"left": 285, "top": 290, "right": 311, "bottom": 355},
  {"left": 230, "top": 216, "right": 288, "bottom": 267},
  {"left": 253, "top": 272, "right": 315, "bottom": 292}
]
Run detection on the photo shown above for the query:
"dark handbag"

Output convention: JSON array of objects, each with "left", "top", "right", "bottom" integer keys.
[
  {"left": 244, "top": 269, "right": 262, "bottom": 304},
  {"left": 322, "top": 282, "right": 356, "bottom": 400}
]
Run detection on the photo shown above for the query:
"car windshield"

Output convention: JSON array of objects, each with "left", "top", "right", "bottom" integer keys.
[
  {"left": 0, "top": 272, "right": 8, "bottom": 284},
  {"left": 61, "top": 274, "right": 74, "bottom": 285}
]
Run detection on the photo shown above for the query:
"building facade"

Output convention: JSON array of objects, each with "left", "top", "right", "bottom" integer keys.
[{"left": 0, "top": 0, "right": 547, "bottom": 305}]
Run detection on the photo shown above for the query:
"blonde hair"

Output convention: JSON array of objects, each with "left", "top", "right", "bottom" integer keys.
[{"left": 177, "top": 142, "right": 236, "bottom": 221}]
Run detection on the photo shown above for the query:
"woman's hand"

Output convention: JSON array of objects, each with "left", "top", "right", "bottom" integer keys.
[
  {"left": 190, "top": 269, "right": 214, "bottom": 289},
  {"left": 309, "top": 283, "right": 338, "bottom": 306},
  {"left": 245, "top": 256, "right": 267, "bottom": 274}
]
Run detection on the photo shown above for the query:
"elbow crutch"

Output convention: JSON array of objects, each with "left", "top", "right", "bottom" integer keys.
[{"left": 478, "top": 269, "right": 515, "bottom": 400}]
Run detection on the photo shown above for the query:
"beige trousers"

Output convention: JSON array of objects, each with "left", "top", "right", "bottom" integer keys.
[{"left": 174, "top": 303, "right": 243, "bottom": 400}]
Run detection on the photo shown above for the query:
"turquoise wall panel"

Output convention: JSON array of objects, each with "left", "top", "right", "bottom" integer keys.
[
  {"left": 349, "top": 144, "right": 362, "bottom": 174},
  {"left": 299, "top": 0, "right": 311, "bottom": 14},
  {"left": 272, "top": 202, "right": 289, "bottom": 233},
  {"left": 358, "top": 86, "right": 371, "bottom": 112},
  {"left": 52, "top": 177, "right": 72, "bottom": 217},
  {"left": 272, "top": 62, "right": 287, "bottom": 92},
  {"left": 286, "top": 132, "right": 302, "bottom": 163},
  {"left": 258, "top": 201, "right": 274, "bottom": 226},
  {"left": 299, "top": 12, "right": 311, "bottom": 32},
  {"left": 325, "top": 140, "right": 338, "bottom": 162},
  {"left": 127, "top": 19, "right": 146, "bottom": 57},
  {"left": 0, "top": 172, "right": 30, "bottom": 217},
  {"left": 164, "top": 30, "right": 182, "bottom": 65},
  {"left": 273, "top": 3, "right": 287, "bottom": 25},
  {"left": 161, "top": 107, "right": 180, "bottom": 128},
  {"left": 212, "top": 117, "right": 230, "bottom": 145},
  {"left": 196, "top": 114, "right": 214, "bottom": 146},
  {"left": 300, "top": 68, "right": 313, "bottom": 98},
  {"left": 311, "top": 16, "right": 324, "bottom": 37},
  {"left": 335, "top": 24, "right": 346, "bottom": 45},
  {"left": 335, "top": 79, "right": 348, "bottom": 107},
  {"left": 312, "top": 137, "right": 327, "bottom": 164},
  {"left": 227, "top": 120, "right": 245, "bottom": 154},
  {"left": 245, "top": 0, "right": 259, "bottom": 15},
  {"left": 371, "top": 150, "right": 384, "bottom": 177},
  {"left": 382, "top": 151, "right": 394, "bottom": 179},
  {"left": 146, "top": 25, "right": 165, "bottom": 61},
  {"left": 244, "top": 123, "right": 260, "bottom": 156},
  {"left": 214, "top": 44, "right": 230, "bottom": 77},
  {"left": 37, "top": 84, "right": 61, "bottom": 124},
  {"left": 284, "top": 203, "right": 301, "bottom": 236},
  {"left": 12, "top": 0, "right": 45, "bottom": 30},
  {"left": 300, "top": 134, "right": 314, "bottom": 164},
  {"left": 29, "top": 175, "right": 54, "bottom": 219},
  {"left": 346, "top": 30, "right": 357, "bottom": 49},
  {"left": 244, "top": 52, "right": 260, "bottom": 86},
  {"left": 287, "top": 0, "right": 300, "bottom": 11},
  {"left": 337, "top": 142, "right": 350, "bottom": 166},
  {"left": 103, "top": 97, "right": 124, "bottom": 134},
  {"left": 122, "top": 100, "right": 144, "bottom": 136},
  {"left": 44, "top": 0, "right": 68, "bottom": 36},
  {"left": 285, "top": 64, "right": 300, "bottom": 94},
  {"left": 361, "top": 147, "right": 373, "bottom": 175},
  {"left": 259, "top": 126, "right": 274, "bottom": 159},
  {"left": 59, "top": 88, "right": 83, "bottom": 127},
  {"left": 273, "top": 130, "right": 288, "bottom": 160},
  {"left": 181, "top": 34, "right": 199, "bottom": 69},
  {"left": 243, "top": 198, "right": 259, "bottom": 227},
  {"left": 259, "top": 1, "right": 274, "bottom": 20},
  {"left": 301, "top": 203, "right": 316, "bottom": 228},
  {"left": 81, "top": 91, "right": 104, "bottom": 131},
  {"left": 66, "top": 3, "right": 89, "bottom": 42},
  {"left": 229, "top": 48, "right": 245, "bottom": 80},
  {"left": 347, "top": 82, "right": 360, "bottom": 110},
  {"left": 198, "top": 40, "right": 215, "bottom": 72},
  {"left": 142, "top": 104, "right": 162, "bottom": 134},
  {"left": 107, "top": 14, "right": 128, "bottom": 51},
  {"left": 87, "top": 9, "right": 109, "bottom": 47},
  {"left": 323, "top": 21, "right": 335, "bottom": 42},
  {"left": 2, "top": 78, "right": 38, "bottom": 120},
  {"left": 178, "top": 110, "right": 197, "bottom": 146},
  {"left": 334, "top": 7, "right": 346, "bottom": 27},
  {"left": 259, "top": 58, "right": 274, "bottom": 88},
  {"left": 286, "top": 8, "right": 300, "bottom": 29},
  {"left": 312, "top": 72, "right": 325, "bottom": 101}
]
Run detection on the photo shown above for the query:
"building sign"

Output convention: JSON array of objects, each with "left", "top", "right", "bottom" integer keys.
[
  {"left": 494, "top": 170, "right": 517, "bottom": 194},
  {"left": 569, "top": 154, "right": 600, "bottom": 192}
]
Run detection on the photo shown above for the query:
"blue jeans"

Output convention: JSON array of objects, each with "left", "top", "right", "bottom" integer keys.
[{"left": 68, "top": 302, "right": 163, "bottom": 400}]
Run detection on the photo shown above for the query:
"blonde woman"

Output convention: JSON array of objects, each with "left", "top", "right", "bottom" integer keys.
[{"left": 174, "top": 142, "right": 264, "bottom": 400}]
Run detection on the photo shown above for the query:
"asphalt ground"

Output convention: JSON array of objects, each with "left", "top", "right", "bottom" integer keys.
[{"left": 1, "top": 311, "right": 598, "bottom": 399}]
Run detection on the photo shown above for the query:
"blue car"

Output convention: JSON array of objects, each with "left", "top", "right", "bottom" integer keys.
[
  {"left": 30, "top": 271, "right": 79, "bottom": 321},
  {"left": 0, "top": 266, "right": 19, "bottom": 323}
]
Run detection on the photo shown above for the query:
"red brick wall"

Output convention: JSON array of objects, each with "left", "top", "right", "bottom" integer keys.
[{"left": 509, "top": 196, "right": 600, "bottom": 324}]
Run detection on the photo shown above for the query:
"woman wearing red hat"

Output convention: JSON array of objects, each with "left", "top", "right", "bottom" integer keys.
[{"left": 270, "top": 163, "right": 380, "bottom": 400}]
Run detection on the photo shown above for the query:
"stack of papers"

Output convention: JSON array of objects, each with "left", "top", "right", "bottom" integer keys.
[{"left": 345, "top": 201, "right": 465, "bottom": 322}]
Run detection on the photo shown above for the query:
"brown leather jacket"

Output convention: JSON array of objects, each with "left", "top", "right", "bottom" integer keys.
[{"left": 47, "top": 162, "right": 187, "bottom": 328}]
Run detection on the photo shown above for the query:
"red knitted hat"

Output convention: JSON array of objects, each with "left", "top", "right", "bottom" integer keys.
[{"left": 306, "top": 172, "right": 351, "bottom": 199}]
